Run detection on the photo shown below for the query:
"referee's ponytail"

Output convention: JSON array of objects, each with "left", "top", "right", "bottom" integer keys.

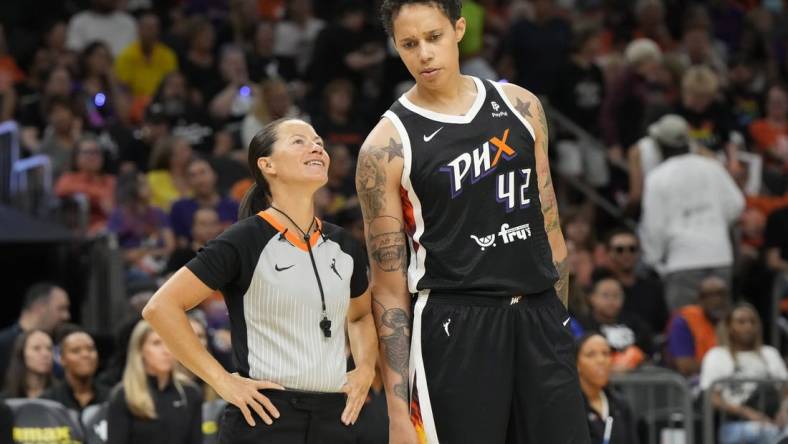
[{"left": 239, "top": 117, "right": 294, "bottom": 219}]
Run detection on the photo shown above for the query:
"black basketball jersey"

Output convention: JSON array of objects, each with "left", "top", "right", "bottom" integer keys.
[{"left": 385, "top": 77, "right": 558, "bottom": 297}]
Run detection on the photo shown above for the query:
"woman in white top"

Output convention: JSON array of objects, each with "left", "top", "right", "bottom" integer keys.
[{"left": 700, "top": 303, "right": 788, "bottom": 444}]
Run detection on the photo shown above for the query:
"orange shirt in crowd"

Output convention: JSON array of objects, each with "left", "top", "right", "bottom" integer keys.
[
  {"left": 749, "top": 119, "right": 788, "bottom": 171},
  {"left": 55, "top": 172, "right": 116, "bottom": 234}
]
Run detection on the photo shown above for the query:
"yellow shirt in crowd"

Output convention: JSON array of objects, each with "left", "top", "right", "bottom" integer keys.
[{"left": 114, "top": 41, "right": 177, "bottom": 98}]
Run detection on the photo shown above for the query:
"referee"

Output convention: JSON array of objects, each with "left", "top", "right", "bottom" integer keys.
[{"left": 143, "top": 118, "right": 377, "bottom": 443}]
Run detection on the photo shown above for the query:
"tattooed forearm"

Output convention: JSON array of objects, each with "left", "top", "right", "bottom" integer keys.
[
  {"left": 356, "top": 138, "right": 403, "bottom": 222},
  {"left": 517, "top": 93, "right": 569, "bottom": 305},
  {"left": 373, "top": 298, "right": 411, "bottom": 403},
  {"left": 554, "top": 258, "right": 569, "bottom": 308},
  {"left": 368, "top": 216, "right": 407, "bottom": 273}
]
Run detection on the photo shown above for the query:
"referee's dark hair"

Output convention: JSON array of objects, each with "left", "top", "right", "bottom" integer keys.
[
  {"left": 22, "top": 283, "right": 58, "bottom": 312},
  {"left": 380, "top": 0, "right": 462, "bottom": 37},
  {"left": 239, "top": 117, "right": 293, "bottom": 219}
]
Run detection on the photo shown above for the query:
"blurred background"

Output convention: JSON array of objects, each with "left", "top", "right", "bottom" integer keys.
[{"left": 0, "top": 0, "right": 787, "bottom": 443}]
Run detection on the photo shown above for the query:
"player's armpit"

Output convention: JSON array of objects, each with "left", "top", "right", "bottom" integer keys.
[{"left": 502, "top": 84, "right": 570, "bottom": 307}]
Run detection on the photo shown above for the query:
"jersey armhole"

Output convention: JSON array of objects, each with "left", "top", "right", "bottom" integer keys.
[{"left": 487, "top": 80, "right": 537, "bottom": 142}]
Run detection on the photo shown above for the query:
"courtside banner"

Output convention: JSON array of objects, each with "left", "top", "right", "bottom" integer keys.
[{"left": 7, "top": 398, "right": 84, "bottom": 444}]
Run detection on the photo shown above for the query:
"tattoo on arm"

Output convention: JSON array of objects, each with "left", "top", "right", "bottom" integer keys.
[
  {"left": 554, "top": 258, "right": 569, "bottom": 308},
  {"left": 373, "top": 298, "right": 411, "bottom": 403},
  {"left": 368, "top": 216, "right": 407, "bottom": 274},
  {"left": 356, "top": 138, "right": 402, "bottom": 222},
  {"left": 518, "top": 95, "right": 569, "bottom": 305}
]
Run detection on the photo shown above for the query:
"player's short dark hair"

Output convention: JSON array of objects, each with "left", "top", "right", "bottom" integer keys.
[
  {"left": 380, "top": 0, "right": 462, "bottom": 36},
  {"left": 22, "top": 283, "right": 59, "bottom": 311}
]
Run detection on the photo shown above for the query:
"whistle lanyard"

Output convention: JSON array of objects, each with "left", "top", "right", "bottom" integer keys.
[{"left": 269, "top": 207, "right": 332, "bottom": 338}]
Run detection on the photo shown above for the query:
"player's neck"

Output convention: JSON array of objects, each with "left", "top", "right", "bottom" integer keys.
[{"left": 412, "top": 73, "right": 474, "bottom": 111}]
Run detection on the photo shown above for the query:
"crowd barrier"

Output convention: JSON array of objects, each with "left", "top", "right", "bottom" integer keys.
[
  {"left": 610, "top": 367, "right": 695, "bottom": 444},
  {"left": 6, "top": 398, "right": 228, "bottom": 444}
]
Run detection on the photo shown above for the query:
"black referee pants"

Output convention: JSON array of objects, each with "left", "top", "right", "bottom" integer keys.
[
  {"left": 218, "top": 389, "right": 357, "bottom": 443},
  {"left": 410, "top": 288, "right": 590, "bottom": 443}
]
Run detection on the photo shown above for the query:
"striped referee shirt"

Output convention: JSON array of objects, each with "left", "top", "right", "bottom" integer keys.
[{"left": 186, "top": 212, "right": 368, "bottom": 393}]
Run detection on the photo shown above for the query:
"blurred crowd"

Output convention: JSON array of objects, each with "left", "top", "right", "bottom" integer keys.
[{"left": 1, "top": 0, "right": 788, "bottom": 442}]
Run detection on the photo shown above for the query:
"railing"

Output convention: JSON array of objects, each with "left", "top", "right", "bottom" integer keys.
[
  {"left": 542, "top": 101, "right": 638, "bottom": 230},
  {"left": 81, "top": 234, "right": 127, "bottom": 335},
  {"left": 610, "top": 367, "right": 695, "bottom": 444},
  {"left": 773, "top": 273, "right": 788, "bottom": 353},
  {"left": 702, "top": 377, "right": 788, "bottom": 444}
]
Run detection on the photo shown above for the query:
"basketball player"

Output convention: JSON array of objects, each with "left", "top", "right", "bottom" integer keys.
[{"left": 355, "top": 1, "right": 590, "bottom": 442}]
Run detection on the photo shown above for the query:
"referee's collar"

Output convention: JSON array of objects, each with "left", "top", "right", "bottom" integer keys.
[{"left": 258, "top": 211, "right": 323, "bottom": 252}]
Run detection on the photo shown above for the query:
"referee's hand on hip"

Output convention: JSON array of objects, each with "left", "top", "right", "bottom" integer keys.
[{"left": 214, "top": 372, "right": 284, "bottom": 426}]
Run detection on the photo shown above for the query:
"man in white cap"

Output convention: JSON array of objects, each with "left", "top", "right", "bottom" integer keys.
[
  {"left": 628, "top": 114, "right": 697, "bottom": 208},
  {"left": 639, "top": 114, "right": 744, "bottom": 310}
]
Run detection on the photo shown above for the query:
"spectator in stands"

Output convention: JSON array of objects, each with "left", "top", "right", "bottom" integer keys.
[
  {"left": 37, "top": 97, "right": 83, "bottom": 179},
  {"left": 748, "top": 85, "right": 788, "bottom": 195},
  {"left": 575, "top": 271, "right": 654, "bottom": 372},
  {"left": 502, "top": 0, "right": 571, "bottom": 97},
  {"left": 108, "top": 172, "right": 175, "bottom": 285},
  {"left": 308, "top": 0, "right": 386, "bottom": 98},
  {"left": 627, "top": 114, "right": 692, "bottom": 212},
  {"left": 117, "top": 105, "right": 170, "bottom": 174},
  {"left": 0, "top": 26, "right": 18, "bottom": 124},
  {"left": 42, "top": 326, "right": 108, "bottom": 412},
  {"left": 0, "top": 284, "right": 70, "bottom": 382},
  {"left": 273, "top": 0, "right": 325, "bottom": 78},
  {"left": 19, "top": 66, "right": 75, "bottom": 149},
  {"left": 666, "top": 276, "right": 729, "bottom": 378},
  {"left": 603, "top": 227, "right": 669, "bottom": 334},
  {"left": 247, "top": 21, "right": 296, "bottom": 82},
  {"left": 114, "top": 11, "right": 178, "bottom": 102},
  {"left": 576, "top": 333, "right": 640, "bottom": 444},
  {"left": 2, "top": 330, "right": 54, "bottom": 399},
  {"left": 177, "top": 312, "right": 219, "bottom": 402},
  {"left": 322, "top": 144, "right": 359, "bottom": 219},
  {"left": 553, "top": 23, "right": 609, "bottom": 188},
  {"left": 146, "top": 136, "right": 193, "bottom": 211},
  {"left": 43, "top": 21, "right": 74, "bottom": 70},
  {"left": 242, "top": 78, "right": 306, "bottom": 148},
  {"left": 674, "top": 26, "right": 727, "bottom": 80},
  {"left": 600, "top": 38, "right": 664, "bottom": 162},
  {"left": 54, "top": 135, "right": 116, "bottom": 235},
  {"left": 147, "top": 71, "right": 214, "bottom": 154},
  {"left": 311, "top": 78, "right": 367, "bottom": 156},
  {"left": 633, "top": 0, "right": 675, "bottom": 51},
  {"left": 700, "top": 303, "right": 788, "bottom": 444},
  {"left": 181, "top": 16, "right": 222, "bottom": 105},
  {"left": 169, "top": 158, "right": 238, "bottom": 245},
  {"left": 675, "top": 66, "right": 741, "bottom": 169},
  {"left": 107, "top": 320, "right": 202, "bottom": 443},
  {"left": 562, "top": 209, "right": 604, "bottom": 289},
  {"left": 66, "top": 0, "right": 138, "bottom": 56},
  {"left": 209, "top": 45, "right": 256, "bottom": 125},
  {"left": 726, "top": 56, "right": 763, "bottom": 136},
  {"left": 640, "top": 119, "right": 745, "bottom": 310},
  {"left": 765, "top": 201, "right": 788, "bottom": 275},
  {"left": 77, "top": 41, "right": 130, "bottom": 129},
  {"left": 457, "top": 0, "right": 497, "bottom": 80}
]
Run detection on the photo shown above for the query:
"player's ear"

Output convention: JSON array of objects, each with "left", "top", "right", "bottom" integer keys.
[{"left": 454, "top": 17, "right": 466, "bottom": 43}]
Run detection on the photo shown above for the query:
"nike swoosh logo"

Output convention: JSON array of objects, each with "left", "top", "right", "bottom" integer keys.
[
  {"left": 563, "top": 317, "right": 571, "bottom": 327},
  {"left": 423, "top": 126, "right": 444, "bottom": 142},
  {"left": 275, "top": 264, "right": 294, "bottom": 272}
]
